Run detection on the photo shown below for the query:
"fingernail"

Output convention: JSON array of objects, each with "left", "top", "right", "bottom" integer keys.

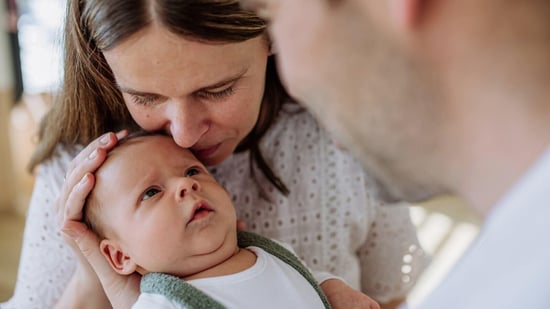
[
  {"left": 88, "top": 149, "right": 97, "bottom": 160},
  {"left": 115, "top": 130, "right": 128, "bottom": 139},
  {"left": 100, "top": 134, "right": 110, "bottom": 145}
]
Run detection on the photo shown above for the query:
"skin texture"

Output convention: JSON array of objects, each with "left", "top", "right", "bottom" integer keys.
[
  {"left": 90, "top": 135, "right": 247, "bottom": 279},
  {"left": 103, "top": 25, "right": 269, "bottom": 166},
  {"left": 58, "top": 131, "right": 142, "bottom": 309},
  {"left": 240, "top": 0, "right": 550, "bottom": 213},
  {"left": 243, "top": 0, "right": 447, "bottom": 204}
]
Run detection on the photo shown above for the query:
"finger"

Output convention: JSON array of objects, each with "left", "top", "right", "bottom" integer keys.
[
  {"left": 64, "top": 172, "right": 95, "bottom": 222},
  {"left": 62, "top": 220, "right": 141, "bottom": 308},
  {"left": 58, "top": 132, "right": 118, "bottom": 215},
  {"left": 236, "top": 220, "right": 247, "bottom": 231},
  {"left": 62, "top": 220, "right": 115, "bottom": 281},
  {"left": 55, "top": 149, "right": 107, "bottom": 219},
  {"left": 58, "top": 129, "right": 125, "bottom": 213},
  {"left": 115, "top": 129, "right": 129, "bottom": 140},
  {"left": 66, "top": 132, "right": 119, "bottom": 177}
]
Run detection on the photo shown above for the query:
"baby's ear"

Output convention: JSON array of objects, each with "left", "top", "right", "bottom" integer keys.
[{"left": 100, "top": 239, "right": 137, "bottom": 275}]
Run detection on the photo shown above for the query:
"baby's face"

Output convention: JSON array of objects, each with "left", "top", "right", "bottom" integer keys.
[{"left": 94, "top": 135, "right": 238, "bottom": 277}]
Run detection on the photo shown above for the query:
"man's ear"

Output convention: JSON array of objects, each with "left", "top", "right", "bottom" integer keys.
[
  {"left": 389, "top": 0, "right": 424, "bottom": 30},
  {"left": 100, "top": 239, "right": 137, "bottom": 275}
]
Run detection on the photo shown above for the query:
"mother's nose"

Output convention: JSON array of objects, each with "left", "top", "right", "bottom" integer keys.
[{"left": 168, "top": 103, "right": 210, "bottom": 148}]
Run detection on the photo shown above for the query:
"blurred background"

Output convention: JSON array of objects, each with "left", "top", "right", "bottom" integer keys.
[
  {"left": 0, "top": 0, "right": 64, "bottom": 302},
  {"left": 0, "top": 1, "right": 482, "bottom": 307}
]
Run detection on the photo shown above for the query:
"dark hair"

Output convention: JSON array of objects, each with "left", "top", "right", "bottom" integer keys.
[{"left": 30, "top": 0, "right": 290, "bottom": 195}]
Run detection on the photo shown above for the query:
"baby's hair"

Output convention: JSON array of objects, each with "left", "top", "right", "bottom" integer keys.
[
  {"left": 83, "top": 130, "right": 169, "bottom": 239},
  {"left": 118, "top": 130, "right": 169, "bottom": 146}
]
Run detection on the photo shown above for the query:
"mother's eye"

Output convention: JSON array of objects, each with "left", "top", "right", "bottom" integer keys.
[
  {"left": 141, "top": 187, "right": 161, "bottom": 201},
  {"left": 197, "top": 85, "right": 235, "bottom": 101},
  {"left": 130, "top": 94, "right": 160, "bottom": 106}
]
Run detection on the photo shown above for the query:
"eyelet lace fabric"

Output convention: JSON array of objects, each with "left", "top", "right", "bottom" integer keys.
[{"left": 1, "top": 144, "right": 81, "bottom": 309}]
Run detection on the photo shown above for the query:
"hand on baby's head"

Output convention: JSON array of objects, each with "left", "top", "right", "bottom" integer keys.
[{"left": 84, "top": 132, "right": 240, "bottom": 278}]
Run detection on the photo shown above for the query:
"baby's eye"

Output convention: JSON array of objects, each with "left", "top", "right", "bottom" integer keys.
[
  {"left": 185, "top": 167, "right": 200, "bottom": 177},
  {"left": 141, "top": 187, "right": 161, "bottom": 201}
]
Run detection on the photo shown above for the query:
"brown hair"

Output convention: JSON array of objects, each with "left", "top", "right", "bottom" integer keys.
[{"left": 30, "top": 0, "right": 290, "bottom": 195}]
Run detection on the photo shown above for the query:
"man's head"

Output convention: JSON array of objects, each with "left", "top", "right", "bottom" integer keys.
[
  {"left": 242, "top": 0, "right": 550, "bottom": 209},
  {"left": 85, "top": 133, "right": 238, "bottom": 278},
  {"left": 242, "top": 0, "right": 448, "bottom": 202}
]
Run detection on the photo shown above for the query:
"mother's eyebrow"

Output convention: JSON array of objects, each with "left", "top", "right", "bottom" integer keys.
[
  {"left": 198, "top": 67, "right": 249, "bottom": 91},
  {"left": 116, "top": 67, "right": 249, "bottom": 96},
  {"left": 117, "top": 87, "right": 157, "bottom": 97}
]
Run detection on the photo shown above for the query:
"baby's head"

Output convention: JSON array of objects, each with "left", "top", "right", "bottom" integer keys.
[{"left": 84, "top": 132, "right": 238, "bottom": 278}]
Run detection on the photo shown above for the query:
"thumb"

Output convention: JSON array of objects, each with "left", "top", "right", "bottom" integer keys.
[
  {"left": 62, "top": 221, "right": 113, "bottom": 277},
  {"left": 63, "top": 221, "right": 141, "bottom": 308}
]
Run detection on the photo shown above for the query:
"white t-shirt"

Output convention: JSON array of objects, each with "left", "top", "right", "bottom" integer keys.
[
  {"left": 132, "top": 246, "right": 325, "bottom": 309},
  {"left": 414, "top": 146, "right": 550, "bottom": 309}
]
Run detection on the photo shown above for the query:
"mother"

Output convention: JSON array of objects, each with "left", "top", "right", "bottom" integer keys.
[{"left": 3, "top": 0, "right": 426, "bottom": 308}]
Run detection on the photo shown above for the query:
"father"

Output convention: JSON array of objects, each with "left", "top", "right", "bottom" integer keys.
[{"left": 242, "top": 0, "right": 550, "bottom": 308}]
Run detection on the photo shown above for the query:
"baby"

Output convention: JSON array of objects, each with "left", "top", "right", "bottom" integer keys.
[{"left": 84, "top": 132, "right": 379, "bottom": 309}]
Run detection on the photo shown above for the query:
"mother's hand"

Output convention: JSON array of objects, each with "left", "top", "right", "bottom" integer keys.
[
  {"left": 55, "top": 131, "right": 140, "bottom": 309},
  {"left": 57, "top": 131, "right": 127, "bottom": 226}
]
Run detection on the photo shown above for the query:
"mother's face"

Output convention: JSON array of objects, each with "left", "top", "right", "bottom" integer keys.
[{"left": 103, "top": 25, "right": 269, "bottom": 166}]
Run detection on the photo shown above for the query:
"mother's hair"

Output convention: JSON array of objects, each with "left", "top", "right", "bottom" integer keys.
[{"left": 31, "top": 0, "right": 291, "bottom": 195}]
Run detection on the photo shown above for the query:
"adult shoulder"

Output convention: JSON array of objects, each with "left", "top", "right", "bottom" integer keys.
[{"left": 35, "top": 143, "right": 83, "bottom": 190}]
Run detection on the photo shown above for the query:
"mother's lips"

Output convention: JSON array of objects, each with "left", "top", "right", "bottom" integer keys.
[{"left": 192, "top": 143, "right": 221, "bottom": 159}]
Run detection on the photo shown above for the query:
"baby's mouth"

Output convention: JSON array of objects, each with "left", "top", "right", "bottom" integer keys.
[{"left": 189, "top": 201, "right": 213, "bottom": 223}]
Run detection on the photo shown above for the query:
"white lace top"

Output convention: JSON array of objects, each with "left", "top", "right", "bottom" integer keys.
[{"left": 1, "top": 104, "right": 427, "bottom": 309}]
